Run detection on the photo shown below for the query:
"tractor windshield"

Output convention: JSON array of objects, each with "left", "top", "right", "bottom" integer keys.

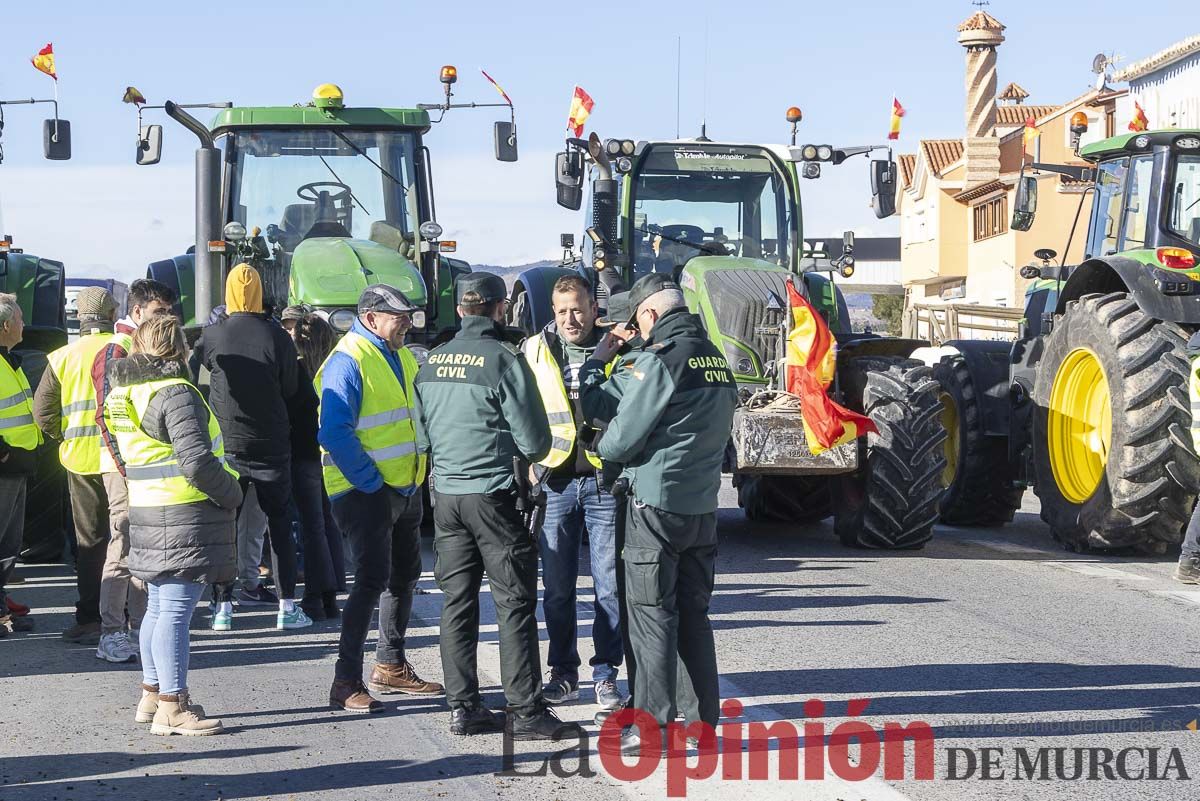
[
  {"left": 1169, "top": 155, "right": 1200, "bottom": 246},
  {"left": 226, "top": 128, "right": 419, "bottom": 252},
  {"left": 628, "top": 145, "right": 792, "bottom": 278}
]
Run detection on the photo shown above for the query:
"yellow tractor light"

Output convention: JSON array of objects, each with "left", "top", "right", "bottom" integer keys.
[
  {"left": 1069, "top": 112, "right": 1089, "bottom": 136},
  {"left": 313, "top": 83, "right": 345, "bottom": 110},
  {"left": 785, "top": 106, "right": 803, "bottom": 124},
  {"left": 440, "top": 65, "right": 459, "bottom": 85}
]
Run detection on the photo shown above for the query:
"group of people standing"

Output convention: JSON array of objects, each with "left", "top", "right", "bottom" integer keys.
[{"left": 0, "top": 261, "right": 739, "bottom": 754}]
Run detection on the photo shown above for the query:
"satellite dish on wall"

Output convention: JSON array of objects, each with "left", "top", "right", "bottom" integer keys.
[{"left": 1092, "top": 53, "right": 1109, "bottom": 74}]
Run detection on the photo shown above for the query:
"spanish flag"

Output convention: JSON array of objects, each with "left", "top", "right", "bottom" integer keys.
[
  {"left": 887, "top": 96, "right": 904, "bottom": 141},
  {"left": 1023, "top": 116, "right": 1041, "bottom": 146},
  {"left": 1129, "top": 100, "right": 1149, "bottom": 132},
  {"left": 784, "top": 278, "right": 877, "bottom": 454},
  {"left": 31, "top": 43, "right": 56, "bottom": 80},
  {"left": 567, "top": 86, "right": 594, "bottom": 138},
  {"left": 480, "top": 69, "right": 512, "bottom": 107}
]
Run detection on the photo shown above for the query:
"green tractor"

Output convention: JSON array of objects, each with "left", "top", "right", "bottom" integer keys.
[
  {"left": 135, "top": 70, "right": 517, "bottom": 351},
  {"left": 513, "top": 124, "right": 949, "bottom": 549},
  {"left": 934, "top": 124, "right": 1200, "bottom": 552},
  {"left": 0, "top": 93, "right": 72, "bottom": 560}
]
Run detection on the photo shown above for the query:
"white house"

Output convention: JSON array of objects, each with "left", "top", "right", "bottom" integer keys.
[{"left": 1114, "top": 36, "right": 1200, "bottom": 129}]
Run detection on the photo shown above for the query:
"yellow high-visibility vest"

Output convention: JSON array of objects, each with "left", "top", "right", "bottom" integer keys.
[
  {"left": 110, "top": 331, "right": 133, "bottom": 353},
  {"left": 313, "top": 332, "right": 426, "bottom": 496},
  {"left": 46, "top": 332, "right": 110, "bottom": 475},
  {"left": 104, "top": 377, "right": 238, "bottom": 507},
  {"left": 1189, "top": 353, "right": 1200, "bottom": 456},
  {"left": 0, "top": 353, "right": 41, "bottom": 452},
  {"left": 522, "top": 333, "right": 603, "bottom": 470}
]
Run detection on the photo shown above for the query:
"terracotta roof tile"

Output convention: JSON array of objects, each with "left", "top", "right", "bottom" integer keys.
[
  {"left": 998, "top": 82, "right": 1030, "bottom": 101},
  {"left": 957, "top": 10, "right": 1005, "bottom": 32},
  {"left": 1114, "top": 35, "right": 1200, "bottom": 82},
  {"left": 920, "top": 139, "right": 965, "bottom": 177},
  {"left": 899, "top": 154, "right": 916, "bottom": 189},
  {"left": 996, "top": 104, "right": 1059, "bottom": 126}
]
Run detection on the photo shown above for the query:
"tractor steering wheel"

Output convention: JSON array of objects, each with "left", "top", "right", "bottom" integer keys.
[{"left": 296, "top": 181, "right": 352, "bottom": 203}]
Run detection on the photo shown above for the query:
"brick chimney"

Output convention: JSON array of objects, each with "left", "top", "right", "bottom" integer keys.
[{"left": 958, "top": 10, "right": 1005, "bottom": 187}]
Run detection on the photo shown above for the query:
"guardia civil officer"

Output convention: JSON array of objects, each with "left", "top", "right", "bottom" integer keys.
[
  {"left": 580, "top": 273, "right": 738, "bottom": 754},
  {"left": 413, "top": 272, "right": 583, "bottom": 741}
]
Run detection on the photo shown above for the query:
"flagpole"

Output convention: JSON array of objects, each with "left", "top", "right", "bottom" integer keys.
[{"left": 52, "top": 78, "right": 59, "bottom": 140}]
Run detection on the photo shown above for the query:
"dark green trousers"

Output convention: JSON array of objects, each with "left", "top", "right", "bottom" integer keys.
[
  {"left": 432, "top": 489, "right": 543, "bottom": 716},
  {"left": 624, "top": 500, "right": 719, "bottom": 727}
]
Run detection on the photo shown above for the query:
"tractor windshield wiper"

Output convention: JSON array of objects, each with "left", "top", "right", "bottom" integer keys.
[
  {"left": 331, "top": 129, "right": 408, "bottom": 199},
  {"left": 641, "top": 224, "right": 728, "bottom": 256},
  {"left": 318, "top": 154, "right": 371, "bottom": 215}
]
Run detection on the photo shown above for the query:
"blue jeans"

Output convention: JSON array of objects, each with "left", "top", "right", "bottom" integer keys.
[
  {"left": 539, "top": 474, "right": 622, "bottom": 682},
  {"left": 141, "top": 579, "right": 205, "bottom": 695}
]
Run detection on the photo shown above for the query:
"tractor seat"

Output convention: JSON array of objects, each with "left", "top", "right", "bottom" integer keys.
[
  {"left": 661, "top": 224, "right": 706, "bottom": 245},
  {"left": 280, "top": 203, "right": 318, "bottom": 247}
]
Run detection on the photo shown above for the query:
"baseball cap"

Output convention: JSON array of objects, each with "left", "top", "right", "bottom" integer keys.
[
  {"left": 626, "top": 273, "right": 681, "bottom": 323},
  {"left": 357, "top": 284, "right": 420, "bottom": 316},
  {"left": 455, "top": 272, "right": 507, "bottom": 305},
  {"left": 597, "top": 292, "right": 633, "bottom": 327}
]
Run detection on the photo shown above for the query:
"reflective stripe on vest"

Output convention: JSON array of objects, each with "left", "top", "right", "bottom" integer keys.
[
  {"left": 314, "top": 332, "right": 426, "bottom": 496},
  {"left": 104, "top": 377, "right": 238, "bottom": 507},
  {"left": 99, "top": 332, "right": 133, "bottom": 474},
  {"left": 1189, "top": 354, "right": 1200, "bottom": 456},
  {"left": 0, "top": 356, "right": 41, "bottom": 452},
  {"left": 46, "top": 332, "right": 111, "bottom": 474},
  {"left": 521, "top": 333, "right": 603, "bottom": 470}
]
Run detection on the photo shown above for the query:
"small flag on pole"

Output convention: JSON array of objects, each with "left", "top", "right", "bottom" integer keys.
[
  {"left": 1023, "top": 116, "right": 1041, "bottom": 146},
  {"left": 887, "top": 96, "right": 905, "bottom": 141},
  {"left": 122, "top": 86, "right": 147, "bottom": 106},
  {"left": 567, "top": 86, "right": 594, "bottom": 138},
  {"left": 480, "top": 69, "right": 512, "bottom": 107},
  {"left": 1129, "top": 100, "right": 1149, "bottom": 132},
  {"left": 31, "top": 43, "right": 57, "bottom": 80}
]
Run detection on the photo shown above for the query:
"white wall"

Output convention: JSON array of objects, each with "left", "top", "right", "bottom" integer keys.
[{"left": 1119, "top": 50, "right": 1200, "bottom": 130}]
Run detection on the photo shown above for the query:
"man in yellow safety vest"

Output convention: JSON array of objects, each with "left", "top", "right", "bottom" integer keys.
[
  {"left": 521, "top": 273, "right": 625, "bottom": 712},
  {"left": 34, "top": 286, "right": 118, "bottom": 645},
  {"left": 1177, "top": 331, "right": 1200, "bottom": 584},
  {"left": 0, "top": 293, "right": 42, "bottom": 637}
]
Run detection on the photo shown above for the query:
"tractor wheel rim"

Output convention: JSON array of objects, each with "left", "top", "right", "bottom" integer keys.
[
  {"left": 939, "top": 392, "right": 959, "bottom": 489},
  {"left": 1048, "top": 347, "right": 1112, "bottom": 504}
]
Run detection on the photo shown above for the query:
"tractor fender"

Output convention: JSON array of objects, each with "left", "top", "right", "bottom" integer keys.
[
  {"left": 837, "top": 336, "right": 929, "bottom": 362},
  {"left": 908, "top": 344, "right": 962, "bottom": 368},
  {"left": 939, "top": 339, "right": 1013, "bottom": 437},
  {"left": 510, "top": 265, "right": 580, "bottom": 334},
  {"left": 1056, "top": 256, "right": 1200, "bottom": 324}
]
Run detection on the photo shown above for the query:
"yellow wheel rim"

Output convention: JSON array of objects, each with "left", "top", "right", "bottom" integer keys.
[
  {"left": 939, "top": 392, "right": 959, "bottom": 489},
  {"left": 1048, "top": 347, "right": 1112, "bottom": 504}
]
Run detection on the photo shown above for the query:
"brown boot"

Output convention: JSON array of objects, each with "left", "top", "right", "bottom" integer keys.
[
  {"left": 368, "top": 662, "right": 445, "bottom": 696},
  {"left": 330, "top": 679, "right": 383, "bottom": 713},
  {"left": 150, "top": 692, "right": 223, "bottom": 736}
]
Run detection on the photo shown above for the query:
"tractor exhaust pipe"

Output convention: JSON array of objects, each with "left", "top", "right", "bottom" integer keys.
[{"left": 165, "top": 101, "right": 221, "bottom": 323}]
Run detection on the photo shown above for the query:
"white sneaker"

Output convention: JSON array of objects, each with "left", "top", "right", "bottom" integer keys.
[{"left": 95, "top": 631, "right": 138, "bottom": 663}]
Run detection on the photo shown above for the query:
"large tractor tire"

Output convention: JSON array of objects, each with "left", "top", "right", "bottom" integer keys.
[
  {"left": 1032, "top": 292, "right": 1199, "bottom": 553},
  {"left": 734, "top": 474, "right": 832, "bottom": 525},
  {"left": 933, "top": 354, "right": 1024, "bottom": 526},
  {"left": 832, "top": 356, "right": 947, "bottom": 549}
]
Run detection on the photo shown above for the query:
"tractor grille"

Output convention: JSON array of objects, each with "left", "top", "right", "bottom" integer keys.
[{"left": 702, "top": 269, "right": 790, "bottom": 374}]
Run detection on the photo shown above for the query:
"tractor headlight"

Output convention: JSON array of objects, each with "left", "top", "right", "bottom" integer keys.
[
  {"left": 1176, "top": 136, "right": 1200, "bottom": 150},
  {"left": 411, "top": 310, "right": 427, "bottom": 330},
  {"left": 406, "top": 344, "right": 430, "bottom": 365},
  {"left": 816, "top": 145, "right": 834, "bottom": 161},
  {"left": 223, "top": 221, "right": 247, "bottom": 243},
  {"left": 801, "top": 144, "right": 818, "bottom": 161},
  {"left": 620, "top": 139, "right": 635, "bottom": 156},
  {"left": 802, "top": 162, "right": 822, "bottom": 179},
  {"left": 1133, "top": 135, "right": 1151, "bottom": 149},
  {"left": 616, "top": 156, "right": 633, "bottom": 173},
  {"left": 329, "top": 308, "right": 356, "bottom": 333},
  {"left": 605, "top": 139, "right": 622, "bottom": 156}
]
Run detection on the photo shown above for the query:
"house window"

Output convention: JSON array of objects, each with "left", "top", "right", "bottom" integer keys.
[{"left": 973, "top": 196, "right": 1008, "bottom": 241}]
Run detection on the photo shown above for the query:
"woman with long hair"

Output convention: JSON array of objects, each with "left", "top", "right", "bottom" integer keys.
[
  {"left": 104, "top": 314, "right": 242, "bottom": 735},
  {"left": 287, "top": 312, "right": 346, "bottom": 620}
]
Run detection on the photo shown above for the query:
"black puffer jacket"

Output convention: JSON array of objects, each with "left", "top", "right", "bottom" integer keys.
[{"left": 108, "top": 354, "right": 243, "bottom": 585}]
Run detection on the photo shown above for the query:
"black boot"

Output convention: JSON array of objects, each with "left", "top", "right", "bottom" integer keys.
[
  {"left": 450, "top": 705, "right": 505, "bottom": 735},
  {"left": 508, "top": 707, "right": 585, "bottom": 741},
  {"left": 322, "top": 591, "right": 341, "bottom": 619}
]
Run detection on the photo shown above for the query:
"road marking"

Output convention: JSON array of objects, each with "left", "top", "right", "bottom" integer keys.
[
  {"left": 957, "top": 537, "right": 1052, "bottom": 556},
  {"left": 1043, "top": 562, "right": 1150, "bottom": 580}
]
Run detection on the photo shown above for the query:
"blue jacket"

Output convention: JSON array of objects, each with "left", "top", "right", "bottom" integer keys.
[{"left": 317, "top": 319, "right": 416, "bottom": 498}]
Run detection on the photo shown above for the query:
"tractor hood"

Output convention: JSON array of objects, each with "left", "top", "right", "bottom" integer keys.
[{"left": 289, "top": 237, "right": 427, "bottom": 309}]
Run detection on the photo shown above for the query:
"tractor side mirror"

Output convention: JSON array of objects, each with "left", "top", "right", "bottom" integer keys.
[
  {"left": 1011, "top": 175, "right": 1038, "bottom": 231},
  {"left": 137, "top": 125, "right": 163, "bottom": 166},
  {"left": 43, "top": 119, "right": 71, "bottom": 160},
  {"left": 870, "top": 158, "right": 896, "bottom": 219},
  {"left": 555, "top": 150, "right": 584, "bottom": 211},
  {"left": 494, "top": 121, "right": 518, "bottom": 163}
]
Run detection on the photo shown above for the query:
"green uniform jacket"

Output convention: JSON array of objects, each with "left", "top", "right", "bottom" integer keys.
[
  {"left": 414, "top": 315, "right": 551, "bottom": 495},
  {"left": 580, "top": 309, "right": 738, "bottom": 514}
]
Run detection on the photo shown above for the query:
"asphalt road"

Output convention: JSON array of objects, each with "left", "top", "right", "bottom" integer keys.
[{"left": 3, "top": 482, "right": 1200, "bottom": 801}]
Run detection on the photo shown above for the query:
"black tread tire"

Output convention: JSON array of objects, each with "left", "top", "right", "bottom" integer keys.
[
  {"left": 933, "top": 354, "right": 1024, "bottom": 526},
  {"left": 832, "top": 356, "right": 947, "bottom": 549},
  {"left": 734, "top": 474, "right": 832, "bottom": 525},
  {"left": 1032, "top": 292, "right": 1200, "bottom": 553}
]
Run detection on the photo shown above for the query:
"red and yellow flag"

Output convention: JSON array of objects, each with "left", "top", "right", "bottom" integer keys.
[
  {"left": 887, "top": 96, "right": 905, "bottom": 141},
  {"left": 31, "top": 43, "right": 56, "bottom": 80},
  {"left": 784, "top": 278, "right": 877, "bottom": 454},
  {"left": 1023, "top": 116, "right": 1041, "bottom": 146},
  {"left": 567, "top": 85, "right": 594, "bottom": 138},
  {"left": 1129, "top": 100, "right": 1149, "bottom": 132},
  {"left": 480, "top": 69, "right": 512, "bottom": 106}
]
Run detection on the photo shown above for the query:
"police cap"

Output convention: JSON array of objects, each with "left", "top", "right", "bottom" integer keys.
[
  {"left": 626, "top": 273, "right": 681, "bottom": 323},
  {"left": 597, "top": 292, "right": 632, "bottom": 327},
  {"left": 456, "top": 272, "right": 507, "bottom": 305}
]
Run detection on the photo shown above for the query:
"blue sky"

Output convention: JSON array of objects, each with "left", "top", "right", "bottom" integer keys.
[{"left": 0, "top": 0, "right": 1192, "bottom": 280}]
